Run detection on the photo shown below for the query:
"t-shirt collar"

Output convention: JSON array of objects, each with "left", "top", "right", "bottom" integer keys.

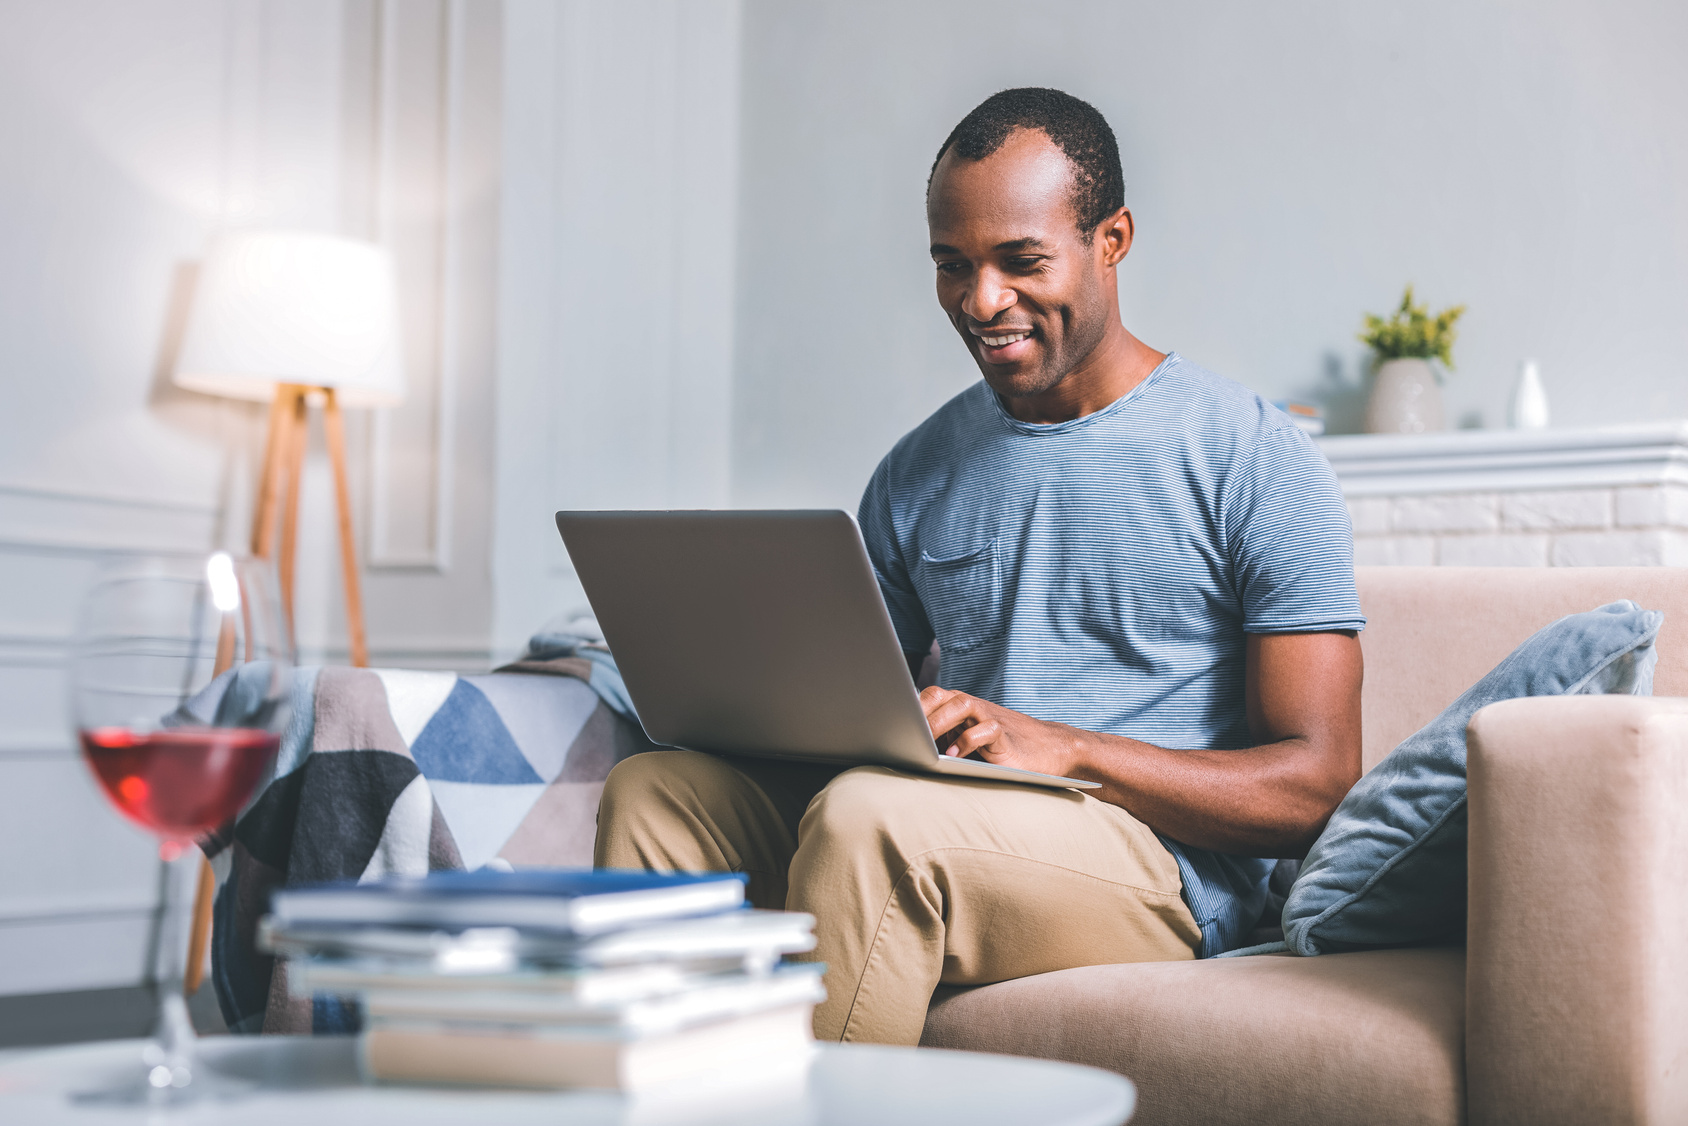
[{"left": 990, "top": 352, "right": 1180, "bottom": 435}]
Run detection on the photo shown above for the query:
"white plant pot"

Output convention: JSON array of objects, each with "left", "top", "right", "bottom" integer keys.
[{"left": 1364, "top": 358, "right": 1445, "bottom": 434}]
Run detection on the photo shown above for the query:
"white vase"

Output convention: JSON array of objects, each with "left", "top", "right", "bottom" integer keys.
[
  {"left": 1364, "top": 358, "right": 1445, "bottom": 434},
  {"left": 1509, "top": 360, "right": 1550, "bottom": 429}
]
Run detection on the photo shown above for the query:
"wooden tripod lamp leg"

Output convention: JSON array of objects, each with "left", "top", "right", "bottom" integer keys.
[
  {"left": 276, "top": 387, "right": 309, "bottom": 625},
  {"left": 250, "top": 385, "right": 295, "bottom": 559},
  {"left": 322, "top": 388, "right": 369, "bottom": 668},
  {"left": 183, "top": 854, "right": 216, "bottom": 997},
  {"left": 188, "top": 385, "right": 371, "bottom": 1001},
  {"left": 192, "top": 382, "right": 302, "bottom": 999}
]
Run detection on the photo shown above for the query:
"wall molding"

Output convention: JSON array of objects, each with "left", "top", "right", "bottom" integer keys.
[
  {"left": 0, "top": 630, "right": 68, "bottom": 670},
  {"left": 1320, "top": 422, "right": 1688, "bottom": 497},
  {"left": 0, "top": 482, "right": 219, "bottom": 557},
  {"left": 366, "top": 0, "right": 467, "bottom": 574},
  {"left": 0, "top": 482, "right": 218, "bottom": 515},
  {"left": 0, "top": 895, "right": 157, "bottom": 927},
  {"left": 0, "top": 912, "right": 159, "bottom": 996}
]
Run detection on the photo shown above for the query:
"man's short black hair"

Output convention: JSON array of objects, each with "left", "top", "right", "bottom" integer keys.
[{"left": 929, "top": 87, "right": 1124, "bottom": 237}]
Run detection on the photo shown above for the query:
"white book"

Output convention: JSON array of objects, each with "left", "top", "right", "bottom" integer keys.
[
  {"left": 263, "top": 909, "right": 816, "bottom": 969},
  {"left": 292, "top": 959, "right": 711, "bottom": 1005},
  {"left": 361, "top": 1003, "right": 817, "bottom": 1092},
  {"left": 361, "top": 965, "right": 826, "bottom": 1033}
]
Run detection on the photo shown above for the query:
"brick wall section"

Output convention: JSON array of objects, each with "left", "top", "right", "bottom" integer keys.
[{"left": 1348, "top": 485, "right": 1688, "bottom": 566}]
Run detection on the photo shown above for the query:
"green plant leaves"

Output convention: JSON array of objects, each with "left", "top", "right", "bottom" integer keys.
[{"left": 1359, "top": 285, "right": 1466, "bottom": 369}]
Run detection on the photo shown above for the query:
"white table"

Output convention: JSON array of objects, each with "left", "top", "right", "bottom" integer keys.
[{"left": 0, "top": 1035, "right": 1134, "bottom": 1125}]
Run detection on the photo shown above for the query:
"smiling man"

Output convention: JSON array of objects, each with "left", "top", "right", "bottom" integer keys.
[{"left": 596, "top": 87, "right": 1365, "bottom": 1045}]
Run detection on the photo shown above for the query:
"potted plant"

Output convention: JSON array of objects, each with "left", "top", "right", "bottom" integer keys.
[{"left": 1359, "top": 286, "right": 1466, "bottom": 434}]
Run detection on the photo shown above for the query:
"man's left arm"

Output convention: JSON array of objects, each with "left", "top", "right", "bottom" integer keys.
[{"left": 920, "top": 629, "right": 1362, "bottom": 858}]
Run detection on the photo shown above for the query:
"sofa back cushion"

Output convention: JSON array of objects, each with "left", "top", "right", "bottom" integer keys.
[
  {"left": 1284, "top": 601, "right": 1661, "bottom": 955},
  {"left": 1356, "top": 566, "right": 1688, "bottom": 772}
]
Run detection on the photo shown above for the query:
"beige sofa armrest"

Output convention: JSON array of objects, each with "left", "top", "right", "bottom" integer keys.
[{"left": 1466, "top": 695, "right": 1688, "bottom": 1126}]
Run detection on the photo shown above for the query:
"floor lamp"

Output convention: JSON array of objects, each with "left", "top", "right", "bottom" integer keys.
[{"left": 171, "top": 230, "right": 404, "bottom": 991}]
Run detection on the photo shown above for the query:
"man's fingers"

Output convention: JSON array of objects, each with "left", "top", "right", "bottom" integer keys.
[
  {"left": 954, "top": 719, "right": 1003, "bottom": 758},
  {"left": 924, "top": 693, "right": 980, "bottom": 742},
  {"left": 919, "top": 685, "right": 957, "bottom": 709}
]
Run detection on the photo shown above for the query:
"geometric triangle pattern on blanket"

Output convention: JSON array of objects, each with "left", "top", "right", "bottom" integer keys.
[
  {"left": 280, "top": 750, "right": 426, "bottom": 885},
  {"left": 467, "top": 672, "right": 601, "bottom": 782},
  {"left": 214, "top": 663, "right": 661, "bottom": 1039},
  {"left": 409, "top": 679, "right": 544, "bottom": 784},
  {"left": 372, "top": 668, "right": 458, "bottom": 748},
  {"left": 429, "top": 779, "right": 549, "bottom": 871}
]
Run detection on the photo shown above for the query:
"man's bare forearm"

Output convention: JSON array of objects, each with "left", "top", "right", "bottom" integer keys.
[
  {"left": 1062, "top": 728, "right": 1356, "bottom": 857},
  {"left": 920, "top": 632, "right": 1364, "bottom": 859}
]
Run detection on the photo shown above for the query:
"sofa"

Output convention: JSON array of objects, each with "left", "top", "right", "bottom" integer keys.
[
  {"left": 248, "top": 566, "right": 1688, "bottom": 1120},
  {"left": 920, "top": 566, "right": 1688, "bottom": 1126}
]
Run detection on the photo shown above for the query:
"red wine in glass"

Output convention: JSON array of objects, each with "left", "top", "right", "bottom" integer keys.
[
  {"left": 71, "top": 552, "right": 291, "bottom": 1104},
  {"left": 80, "top": 727, "right": 281, "bottom": 842}
]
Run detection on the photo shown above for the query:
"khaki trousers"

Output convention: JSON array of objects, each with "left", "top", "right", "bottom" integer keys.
[{"left": 594, "top": 750, "right": 1202, "bottom": 1045}]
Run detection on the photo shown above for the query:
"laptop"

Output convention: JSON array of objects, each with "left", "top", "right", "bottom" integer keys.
[{"left": 555, "top": 509, "right": 1097, "bottom": 791}]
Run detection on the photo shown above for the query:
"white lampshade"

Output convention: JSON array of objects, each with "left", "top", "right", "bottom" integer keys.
[{"left": 174, "top": 230, "right": 404, "bottom": 407}]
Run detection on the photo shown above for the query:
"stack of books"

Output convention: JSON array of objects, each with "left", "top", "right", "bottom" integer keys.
[{"left": 260, "top": 869, "right": 823, "bottom": 1092}]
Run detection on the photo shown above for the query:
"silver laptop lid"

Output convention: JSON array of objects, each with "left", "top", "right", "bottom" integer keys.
[{"left": 554, "top": 510, "right": 940, "bottom": 768}]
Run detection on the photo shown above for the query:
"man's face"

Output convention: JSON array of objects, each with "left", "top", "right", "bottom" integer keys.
[{"left": 927, "top": 129, "right": 1119, "bottom": 401}]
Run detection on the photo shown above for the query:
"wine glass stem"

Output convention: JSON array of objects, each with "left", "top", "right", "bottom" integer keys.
[{"left": 151, "top": 843, "right": 200, "bottom": 1095}]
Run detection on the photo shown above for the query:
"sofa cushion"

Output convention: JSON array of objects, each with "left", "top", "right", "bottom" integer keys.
[
  {"left": 1353, "top": 567, "right": 1688, "bottom": 771},
  {"left": 1284, "top": 601, "right": 1660, "bottom": 956},
  {"left": 920, "top": 947, "right": 1465, "bottom": 1126}
]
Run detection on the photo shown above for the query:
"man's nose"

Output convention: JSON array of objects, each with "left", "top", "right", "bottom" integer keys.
[{"left": 961, "top": 269, "right": 1016, "bottom": 324}]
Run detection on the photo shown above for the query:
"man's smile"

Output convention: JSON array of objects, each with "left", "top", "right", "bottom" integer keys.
[{"left": 970, "top": 325, "right": 1037, "bottom": 363}]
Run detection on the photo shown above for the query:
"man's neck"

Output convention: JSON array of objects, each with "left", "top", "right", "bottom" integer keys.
[{"left": 1001, "top": 324, "right": 1167, "bottom": 425}]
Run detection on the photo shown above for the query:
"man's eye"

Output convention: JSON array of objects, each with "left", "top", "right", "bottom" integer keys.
[
  {"left": 934, "top": 261, "right": 966, "bottom": 274},
  {"left": 1006, "top": 257, "right": 1045, "bottom": 272}
]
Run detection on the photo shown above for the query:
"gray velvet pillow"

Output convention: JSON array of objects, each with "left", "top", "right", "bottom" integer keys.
[{"left": 1283, "top": 600, "right": 1661, "bottom": 956}]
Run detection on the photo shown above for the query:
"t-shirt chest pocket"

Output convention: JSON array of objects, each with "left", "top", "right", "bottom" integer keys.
[{"left": 916, "top": 540, "right": 1005, "bottom": 653}]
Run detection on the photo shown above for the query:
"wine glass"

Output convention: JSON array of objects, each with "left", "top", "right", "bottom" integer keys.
[{"left": 70, "top": 551, "right": 292, "bottom": 1104}]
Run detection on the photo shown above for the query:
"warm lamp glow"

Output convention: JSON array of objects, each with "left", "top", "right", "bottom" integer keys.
[{"left": 174, "top": 230, "right": 404, "bottom": 407}]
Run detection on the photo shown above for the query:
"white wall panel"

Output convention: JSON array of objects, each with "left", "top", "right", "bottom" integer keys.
[
  {"left": 492, "top": 0, "right": 741, "bottom": 656},
  {"left": 368, "top": 0, "right": 455, "bottom": 571},
  {"left": 335, "top": 0, "right": 502, "bottom": 669},
  {"left": 0, "top": 759, "right": 162, "bottom": 994},
  {"left": 0, "top": 0, "right": 351, "bottom": 998},
  {"left": 0, "top": 914, "right": 161, "bottom": 998},
  {"left": 0, "top": 0, "right": 506, "bottom": 995}
]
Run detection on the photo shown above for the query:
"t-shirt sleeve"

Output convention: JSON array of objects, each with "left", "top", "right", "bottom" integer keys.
[
  {"left": 858, "top": 458, "right": 936, "bottom": 658},
  {"left": 1224, "top": 425, "right": 1367, "bottom": 633}
]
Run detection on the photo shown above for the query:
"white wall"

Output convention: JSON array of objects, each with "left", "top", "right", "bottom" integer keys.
[
  {"left": 0, "top": 0, "right": 739, "bottom": 999},
  {"left": 0, "top": 0, "right": 343, "bottom": 998},
  {"left": 731, "top": 0, "right": 1688, "bottom": 509},
  {"left": 492, "top": 0, "right": 741, "bottom": 650},
  {"left": 0, "top": 0, "right": 501, "bottom": 996}
]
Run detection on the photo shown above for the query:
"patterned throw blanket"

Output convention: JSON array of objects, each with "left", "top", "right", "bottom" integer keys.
[{"left": 205, "top": 636, "right": 654, "bottom": 1034}]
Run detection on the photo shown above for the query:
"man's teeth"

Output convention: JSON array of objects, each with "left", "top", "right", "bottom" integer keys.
[{"left": 982, "top": 332, "right": 1029, "bottom": 347}]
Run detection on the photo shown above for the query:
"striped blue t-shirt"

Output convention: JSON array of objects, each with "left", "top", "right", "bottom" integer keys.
[{"left": 858, "top": 352, "right": 1365, "bottom": 957}]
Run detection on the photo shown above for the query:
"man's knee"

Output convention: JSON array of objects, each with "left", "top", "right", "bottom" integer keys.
[
  {"left": 597, "top": 750, "right": 759, "bottom": 870},
  {"left": 798, "top": 766, "right": 936, "bottom": 854},
  {"left": 601, "top": 750, "right": 740, "bottom": 822}
]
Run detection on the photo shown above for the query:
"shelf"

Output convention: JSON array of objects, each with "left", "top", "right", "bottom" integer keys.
[{"left": 1318, "top": 423, "right": 1688, "bottom": 497}]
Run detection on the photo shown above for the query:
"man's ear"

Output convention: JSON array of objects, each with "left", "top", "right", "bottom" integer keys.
[{"left": 1095, "top": 207, "right": 1134, "bottom": 268}]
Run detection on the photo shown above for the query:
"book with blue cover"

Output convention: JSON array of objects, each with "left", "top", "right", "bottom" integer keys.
[
  {"left": 270, "top": 868, "right": 747, "bottom": 936},
  {"left": 264, "top": 909, "right": 816, "bottom": 971}
]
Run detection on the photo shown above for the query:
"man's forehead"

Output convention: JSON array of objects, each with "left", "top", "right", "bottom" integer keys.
[{"left": 926, "top": 128, "right": 1080, "bottom": 238}]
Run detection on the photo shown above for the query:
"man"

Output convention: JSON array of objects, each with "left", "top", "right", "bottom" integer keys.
[{"left": 595, "top": 87, "right": 1364, "bottom": 1046}]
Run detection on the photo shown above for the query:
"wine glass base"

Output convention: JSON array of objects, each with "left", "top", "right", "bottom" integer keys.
[{"left": 71, "top": 1056, "right": 255, "bottom": 1108}]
